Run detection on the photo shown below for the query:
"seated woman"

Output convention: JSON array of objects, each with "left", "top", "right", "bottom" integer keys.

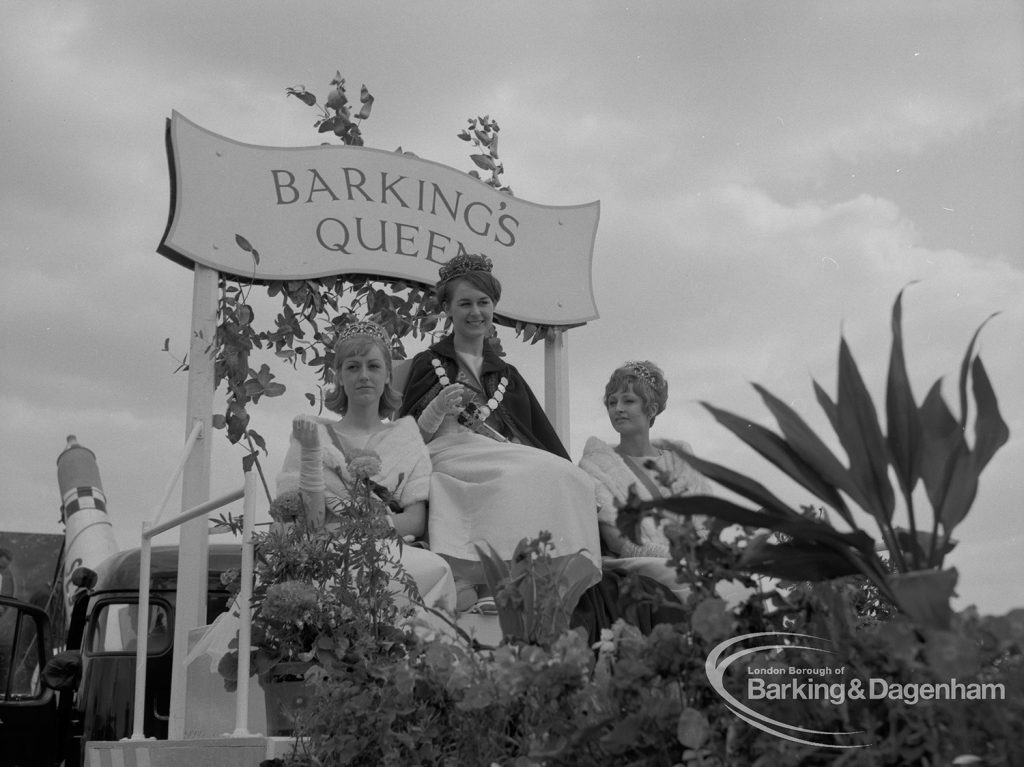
[
  {"left": 398, "top": 254, "right": 602, "bottom": 610},
  {"left": 579, "top": 361, "right": 711, "bottom": 600},
  {"left": 277, "top": 319, "right": 457, "bottom": 612}
]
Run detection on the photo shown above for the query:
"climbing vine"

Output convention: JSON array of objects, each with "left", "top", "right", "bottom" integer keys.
[{"left": 194, "top": 72, "right": 560, "bottom": 467}]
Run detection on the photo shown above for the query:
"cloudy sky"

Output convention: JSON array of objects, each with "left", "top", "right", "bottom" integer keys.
[{"left": 2, "top": 2, "right": 1021, "bottom": 614}]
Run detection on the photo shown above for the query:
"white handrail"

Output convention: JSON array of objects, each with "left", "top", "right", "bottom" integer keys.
[
  {"left": 130, "top": 464, "right": 256, "bottom": 740},
  {"left": 145, "top": 487, "right": 245, "bottom": 540},
  {"left": 231, "top": 471, "right": 258, "bottom": 735},
  {"left": 151, "top": 420, "right": 204, "bottom": 526}
]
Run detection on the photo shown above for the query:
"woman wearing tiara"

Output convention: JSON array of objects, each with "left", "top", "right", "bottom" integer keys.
[
  {"left": 399, "top": 254, "right": 602, "bottom": 611},
  {"left": 578, "top": 361, "right": 712, "bottom": 600},
  {"left": 276, "top": 319, "right": 458, "bottom": 612}
]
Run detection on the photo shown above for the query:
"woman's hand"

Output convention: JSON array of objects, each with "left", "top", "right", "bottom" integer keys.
[
  {"left": 417, "top": 383, "right": 465, "bottom": 439},
  {"left": 432, "top": 383, "right": 466, "bottom": 414},
  {"left": 291, "top": 414, "right": 321, "bottom": 449}
]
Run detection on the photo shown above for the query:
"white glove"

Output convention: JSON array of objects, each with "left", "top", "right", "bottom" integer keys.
[
  {"left": 291, "top": 416, "right": 325, "bottom": 524},
  {"left": 620, "top": 539, "right": 672, "bottom": 560},
  {"left": 417, "top": 384, "right": 465, "bottom": 437}
]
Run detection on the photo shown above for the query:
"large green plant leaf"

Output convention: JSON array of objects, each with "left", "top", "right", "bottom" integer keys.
[
  {"left": 885, "top": 286, "right": 922, "bottom": 497},
  {"left": 701, "top": 400, "right": 851, "bottom": 524},
  {"left": 835, "top": 337, "right": 896, "bottom": 523},
  {"left": 635, "top": 495, "right": 876, "bottom": 559},
  {"left": 663, "top": 444, "right": 802, "bottom": 520},
  {"left": 918, "top": 382, "right": 977, "bottom": 534},
  {"left": 474, "top": 542, "right": 523, "bottom": 640},
  {"left": 752, "top": 384, "right": 856, "bottom": 527},
  {"left": 647, "top": 495, "right": 893, "bottom": 601},
  {"left": 888, "top": 568, "right": 958, "bottom": 630},
  {"left": 812, "top": 379, "right": 873, "bottom": 516},
  {"left": 970, "top": 356, "right": 1009, "bottom": 474},
  {"left": 739, "top": 536, "right": 866, "bottom": 581},
  {"left": 957, "top": 312, "right": 998, "bottom": 430}
]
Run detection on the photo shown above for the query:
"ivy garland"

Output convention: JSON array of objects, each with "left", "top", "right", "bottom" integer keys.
[{"left": 198, "top": 73, "right": 562, "bottom": 470}]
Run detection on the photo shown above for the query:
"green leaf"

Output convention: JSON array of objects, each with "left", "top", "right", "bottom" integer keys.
[
  {"left": 355, "top": 86, "right": 374, "bottom": 120},
  {"left": 834, "top": 336, "right": 895, "bottom": 522},
  {"left": 263, "top": 382, "right": 286, "bottom": 398},
  {"left": 248, "top": 429, "right": 267, "bottom": 453},
  {"left": 705, "top": 397, "right": 851, "bottom": 524},
  {"left": 677, "top": 708, "right": 711, "bottom": 749},
  {"left": 470, "top": 153, "right": 496, "bottom": 171},
  {"left": 894, "top": 528, "right": 956, "bottom": 563},
  {"left": 235, "top": 234, "right": 253, "bottom": 253},
  {"left": 918, "top": 381, "right": 977, "bottom": 532},
  {"left": 886, "top": 285, "right": 922, "bottom": 496},
  {"left": 888, "top": 568, "right": 958, "bottom": 630},
  {"left": 644, "top": 494, "right": 877, "bottom": 561},
  {"left": 970, "top": 356, "right": 1009, "bottom": 473},
  {"left": 957, "top": 312, "right": 998, "bottom": 429},
  {"left": 814, "top": 379, "right": 840, "bottom": 435},
  {"left": 663, "top": 441, "right": 801, "bottom": 520},
  {"left": 474, "top": 543, "right": 521, "bottom": 639},
  {"left": 739, "top": 536, "right": 864, "bottom": 581}
]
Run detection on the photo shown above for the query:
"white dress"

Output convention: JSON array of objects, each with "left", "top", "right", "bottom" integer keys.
[
  {"left": 424, "top": 422, "right": 602, "bottom": 588},
  {"left": 276, "top": 415, "right": 457, "bottom": 612},
  {"left": 578, "top": 436, "right": 712, "bottom": 600}
]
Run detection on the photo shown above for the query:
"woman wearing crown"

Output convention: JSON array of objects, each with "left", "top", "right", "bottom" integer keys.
[
  {"left": 399, "top": 254, "right": 602, "bottom": 609},
  {"left": 276, "top": 320, "right": 458, "bottom": 612},
  {"left": 578, "top": 361, "right": 713, "bottom": 599}
]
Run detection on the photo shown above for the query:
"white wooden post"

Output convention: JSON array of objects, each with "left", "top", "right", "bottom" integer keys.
[
  {"left": 168, "top": 264, "right": 218, "bottom": 739},
  {"left": 543, "top": 329, "right": 570, "bottom": 453}
]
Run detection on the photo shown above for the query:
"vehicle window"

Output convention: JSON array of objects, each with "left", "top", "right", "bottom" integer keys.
[
  {"left": 89, "top": 602, "right": 171, "bottom": 654},
  {"left": 0, "top": 604, "right": 45, "bottom": 700}
]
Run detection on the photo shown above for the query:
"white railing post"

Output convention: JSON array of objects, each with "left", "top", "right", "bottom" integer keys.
[
  {"left": 130, "top": 524, "right": 153, "bottom": 740},
  {"left": 151, "top": 420, "right": 203, "bottom": 526},
  {"left": 230, "top": 470, "right": 258, "bottom": 736}
]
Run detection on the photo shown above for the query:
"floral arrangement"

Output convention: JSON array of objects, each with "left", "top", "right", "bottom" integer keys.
[{"left": 218, "top": 451, "right": 417, "bottom": 692}]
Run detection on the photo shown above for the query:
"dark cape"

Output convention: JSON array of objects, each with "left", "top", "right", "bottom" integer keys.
[{"left": 398, "top": 334, "right": 570, "bottom": 459}]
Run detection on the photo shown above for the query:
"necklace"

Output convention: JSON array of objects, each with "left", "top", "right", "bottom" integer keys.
[{"left": 432, "top": 355, "right": 508, "bottom": 421}]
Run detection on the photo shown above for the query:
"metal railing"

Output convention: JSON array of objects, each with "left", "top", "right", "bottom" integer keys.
[{"left": 130, "top": 420, "right": 257, "bottom": 739}]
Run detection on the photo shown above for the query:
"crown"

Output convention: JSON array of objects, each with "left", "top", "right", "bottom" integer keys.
[
  {"left": 438, "top": 253, "right": 493, "bottom": 282},
  {"left": 623, "top": 360, "right": 659, "bottom": 388},
  {"left": 338, "top": 319, "right": 390, "bottom": 346}
]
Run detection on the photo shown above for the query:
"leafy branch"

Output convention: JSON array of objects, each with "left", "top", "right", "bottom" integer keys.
[{"left": 457, "top": 115, "right": 512, "bottom": 194}]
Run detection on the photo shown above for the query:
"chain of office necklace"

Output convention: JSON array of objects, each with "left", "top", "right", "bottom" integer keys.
[{"left": 431, "top": 357, "right": 508, "bottom": 421}]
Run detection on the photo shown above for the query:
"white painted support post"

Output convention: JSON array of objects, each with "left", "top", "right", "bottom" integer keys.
[
  {"left": 544, "top": 329, "right": 570, "bottom": 452},
  {"left": 231, "top": 470, "right": 258, "bottom": 737},
  {"left": 169, "top": 264, "right": 219, "bottom": 739},
  {"left": 130, "top": 524, "right": 153, "bottom": 740}
]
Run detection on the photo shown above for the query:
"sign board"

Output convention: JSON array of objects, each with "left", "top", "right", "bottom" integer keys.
[{"left": 159, "top": 112, "right": 600, "bottom": 326}]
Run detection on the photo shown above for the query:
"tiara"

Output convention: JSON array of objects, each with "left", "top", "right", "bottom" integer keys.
[
  {"left": 623, "top": 360, "right": 658, "bottom": 388},
  {"left": 338, "top": 319, "right": 390, "bottom": 346},
  {"left": 438, "top": 253, "right": 493, "bottom": 282}
]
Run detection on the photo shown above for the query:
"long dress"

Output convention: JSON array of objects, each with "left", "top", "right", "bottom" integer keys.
[
  {"left": 399, "top": 335, "right": 602, "bottom": 590},
  {"left": 578, "top": 436, "right": 711, "bottom": 600},
  {"left": 276, "top": 415, "right": 458, "bottom": 612}
]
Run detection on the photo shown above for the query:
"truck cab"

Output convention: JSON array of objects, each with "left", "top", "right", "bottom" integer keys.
[
  {"left": 0, "top": 596, "right": 58, "bottom": 767},
  {"left": 0, "top": 544, "right": 240, "bottom": 767}
]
